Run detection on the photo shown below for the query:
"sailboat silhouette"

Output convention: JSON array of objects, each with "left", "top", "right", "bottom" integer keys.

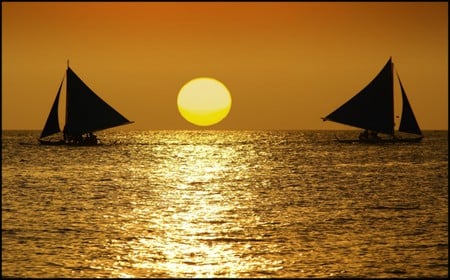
[
  {"left": 39, "top": 62, "right": 133, "bottom": 145},
  {"left": 322, "top": 57, "right": 423, "bottom": 143}
]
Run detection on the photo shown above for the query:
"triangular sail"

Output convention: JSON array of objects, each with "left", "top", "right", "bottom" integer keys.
[
  {"left": 323, "top": 58, "right": 395, "bottom": 135},
  {"left": 397, "top": 74, "right": 422, "bottom": 136},
  {"left": 40, "top": 78, "right": 64, "bottom": 139},
  {"left": 63, "top": 67, "right": 133, "bottom": 136}
]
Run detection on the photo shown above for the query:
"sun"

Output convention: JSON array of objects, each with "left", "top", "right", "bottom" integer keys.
[{"left": 177, "top": 77, "right": 232, "bottom": 126}]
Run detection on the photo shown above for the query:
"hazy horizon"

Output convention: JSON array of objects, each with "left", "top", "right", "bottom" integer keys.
[{"left": 2, "top": 2, "right": 448, "bottom": 130}]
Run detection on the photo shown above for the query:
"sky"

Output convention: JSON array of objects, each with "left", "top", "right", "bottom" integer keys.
[{"left": 2, "top": 2, "right": 448, "bottom": 130}]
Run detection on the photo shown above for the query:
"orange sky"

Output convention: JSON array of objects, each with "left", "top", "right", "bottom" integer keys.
[{"left": 2, "top": 2, "right": 448, "bottom": 130}]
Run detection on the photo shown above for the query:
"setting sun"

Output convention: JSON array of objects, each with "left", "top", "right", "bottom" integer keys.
[{"left": 177, "top": 77, "right": 232, "bottom": 126}]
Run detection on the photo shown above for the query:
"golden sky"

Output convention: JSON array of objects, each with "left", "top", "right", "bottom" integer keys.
[{"left": 2, "top": 2, "right": 448, "bottom": 130}]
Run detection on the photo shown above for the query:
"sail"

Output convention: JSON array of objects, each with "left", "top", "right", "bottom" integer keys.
[
  {"left": 397, "top": 74, "right": 422, "bottom": 136},
  {"left": 64, "top": 67, "right": 133, "bottom": 136},
  {"left": 323, "top": 58, "right": 395, "bottom": 135},
  {"left": 40, "top": 78, "right": 64, "bottom": 139}
]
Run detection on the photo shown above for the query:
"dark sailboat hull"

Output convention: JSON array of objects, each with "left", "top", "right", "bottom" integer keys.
[
  {"left": 38, "top": 139, "right": 100, "bottom": 146},
  {"left": 39, "top": 139, "right": 66, "bottom": 146},
  {"left": 335, "top": 135, "right": 423, "bottom": 144}
]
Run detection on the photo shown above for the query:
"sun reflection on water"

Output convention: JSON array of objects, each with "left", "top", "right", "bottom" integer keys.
[
  {"left": 107, "top": 132, "right": 283, "bottom": 277},
  {"left": 4, "top": 131, "right": 446, "bottom": 277}
]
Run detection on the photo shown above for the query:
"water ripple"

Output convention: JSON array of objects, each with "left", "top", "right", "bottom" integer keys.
[{"left": 2, "top": 130, "right": 448, "bottom": 278}]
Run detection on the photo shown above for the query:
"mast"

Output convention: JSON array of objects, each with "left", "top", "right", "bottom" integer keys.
[
  {"left": 65, "top": 61, "right": 70, "bottom": 134},
  {"left": 390, "top": 58, "right": 395, "bottom": 137}
]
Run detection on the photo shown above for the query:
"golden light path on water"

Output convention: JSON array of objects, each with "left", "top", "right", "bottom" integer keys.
[
  {"left": 2, "top": 131, "right": 448, "bottom": 277},
  {"left": 104, "top": 132, "right": 285, "bottom": 277}
]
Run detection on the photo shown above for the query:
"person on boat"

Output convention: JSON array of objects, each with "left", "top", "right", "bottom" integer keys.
[
  {"left": 63, "top": 126, "right": 80, "bottom": 144},
  {"left": 65, "top": 133, "right": 76, "bottom": 144},
  {"left": 359, "top": 129, "right": 369, "bottom": 140},
  {"left": 89, "top": 132, "right": 97, "bottom": 144},
  {"left": 83, "top": 132, "right": 98, "bottom": 145},
  {"left": 75, "top": 134, "right": 83, "bottom": 144},
  {"left": 63, "top": 127, "right": 70, "bottom": 143},
  {"left": 370, "top": 130, "right": 380, "bottom": 140}
]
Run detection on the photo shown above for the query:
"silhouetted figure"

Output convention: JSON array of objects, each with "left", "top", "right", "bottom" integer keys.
[
  {"left": 370, "top": 130, "right": 380, "bottom": 140},
  {"left": 359, "top": 129, "right": 369, "bottom": 140},
  {"left": 84, "top": 132, "right": 98, "bottom": 145}
]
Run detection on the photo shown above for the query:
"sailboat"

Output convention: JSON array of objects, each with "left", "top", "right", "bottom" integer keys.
[
  {"left": 322, "top": 57, "right": 423, "bottom": 143},
  {"left": 39, "top": 62, "right": 133, "bottom": 146}
]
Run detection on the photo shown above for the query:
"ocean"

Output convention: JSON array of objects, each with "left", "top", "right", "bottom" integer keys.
[{"left": 2, "top": 130, "right": 448, "bottom": 278}]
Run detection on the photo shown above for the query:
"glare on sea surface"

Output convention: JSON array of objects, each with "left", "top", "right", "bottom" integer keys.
[
  {"left": 4, "top": 131, "right": 446, "bottom": 278},
  {"left": 104, "top": 132, "right": 284, "bottom": 277}
]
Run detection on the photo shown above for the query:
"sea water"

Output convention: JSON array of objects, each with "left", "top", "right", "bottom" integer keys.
[{"left": 2, "top": 130, "right": 448, "bottom": 278}]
